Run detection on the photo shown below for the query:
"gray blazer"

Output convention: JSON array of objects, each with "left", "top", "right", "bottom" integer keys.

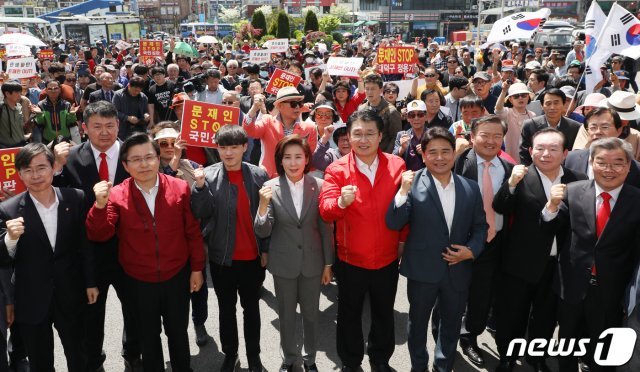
[{"left": 254, "top": 175, "right": 334, "bottom": 279}]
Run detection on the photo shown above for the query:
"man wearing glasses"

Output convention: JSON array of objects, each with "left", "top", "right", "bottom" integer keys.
[
  {"left": 243, "top": 86, "right": 317, "bottom": 177},
  {"left": 471, "top": 72, "right": 498, "bottom": 114}
]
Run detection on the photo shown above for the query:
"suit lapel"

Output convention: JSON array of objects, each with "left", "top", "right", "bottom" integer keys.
[
  {"left": 423, "top": 171, "right": 448, "bottom": 228},
  {"left": 22, "top": 192, "right": 53, "bottom": 253},
  {"left": 526, "top": 167, "right": 549, "bottom": 205},
  {"left": 277, "top": 176, "right": 299, "bottom": 222},
  {"left": 450, "top": 175, "right": 465, "bottom": 237},
  {"left": 463, "top": 150, "right": 479, "bottom": 182},
  {"left": 114, "top": 140, "right": 129, "bottom": 184},
  {"left": 79, "top": 142, "right": 101, "bottom": 186},
  {"left": 578, "top": 150, "right": 590, "bottom": 174},
  {"left": 53, "top": 188, "right": 66, "bottom": 254},
  {"left": 580, "top": 181, "right": 597, "bottom": 242},
  {"left": 598, "top": 184, "right": 631, "bottom": 245},
  {"left": 299, "top": 175, "right": 315, "bottom": 222}
]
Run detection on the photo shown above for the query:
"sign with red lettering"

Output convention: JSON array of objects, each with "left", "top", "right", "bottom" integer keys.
[
  {"left": 376, "top": 46, "right": 419, "bottom": 74},
  {"left": 180, "top": 100, "right": 241, "bottom": 148},
  {"left": 326, "top": 57, "right": 363, "bottom": 77},
  {"left": 265, "top": 68, "right": 302, "bottom": 96},
  {"left": 6, "top": 57, "right": 37, "bottom": 79},
  {"left": 0, "top": 148, "right": 26, "bottom": 195},
  {"left": 139, "top": 40, "right": 163, "bottom": 66},
  {"left": 38, "top": 49, "right": 54, "bottom": 61}
]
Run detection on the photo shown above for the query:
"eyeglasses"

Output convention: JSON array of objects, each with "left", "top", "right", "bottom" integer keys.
[
  {"left": 511, "top": 93, "right": 529, "bottom": 99},
  {"left": 315, "top": 112, "right": 333, "bottom": 118},
  {"left": 383, "top": 90, "right": 399, "bottom": 94},
  {"left": 425, "top": 73, "right": 436, "bottom": 78},
  {"left": 20, "top": 165, "right": 52, "bottom": 177},
  {"left": 587, "top": 125, "right": 612, "bottom": 131},
  {"left": 158, "top": 141, "right": 175, "bottom": 148},
  {"left": 285, "top": 100, "right": 304, "bottom": 108},
  {"left": 350, "top": 132, "right": 379, "bottom": 141},
  {"left": 222, "top": 100, "right": 236, "bottom": 105},
  {"left": 593, "top": 162, "right": 628, "bottom": 171},
  {"left": 407, "top": 112, "right": 426, "bottom": 119},
  {"left": 126, "top": 154, "right": 158, "bottom": 166}
]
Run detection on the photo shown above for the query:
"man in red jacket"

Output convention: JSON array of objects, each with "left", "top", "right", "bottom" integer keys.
[
  {"left": 319, "top": 109, "right": 406, "bottom": 372},
  {"left": 86, "top": 132, "right": 205, "bottom": 372}
]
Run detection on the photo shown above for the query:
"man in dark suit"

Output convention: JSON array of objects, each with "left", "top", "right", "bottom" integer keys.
[
  {"left": 52, "top": 101, "right": 141, "bottom": 372},
  {"left": 452, "top": 116, "right": 514, "bottom": 367},
  {"left": 386, "top": 127, "right": 487, "bottom": 372},
  {"left": 493, "top": 128, "right": 587, "bottom": 372},
  {"left": 87, "top": 72, "right": 116, "bottom": 104},
  {"left": 519, "top": 88, "right": 582, "bottom": 165},
  {"left": 543, "top": 137, "right": 640, "bottom": 372},
  {"left": 565, "top": 107, "right": 640, "bottom": 189},
  {"left": 0, "top": 143, "right": 98, "bottom": 372}
]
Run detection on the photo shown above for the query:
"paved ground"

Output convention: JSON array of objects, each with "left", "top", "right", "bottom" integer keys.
[{"left": 51, "top": 266, "right": 559, "bottom": 371}]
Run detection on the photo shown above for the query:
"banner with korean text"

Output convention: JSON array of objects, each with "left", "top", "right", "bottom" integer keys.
[
  {"left": 0, "top": 148, "right": 26, "bottom": 194},
  {"left": 138, "top": 40, "right": 163, "bottom": 66},
  {"left": 327, "top": 57, "right": 363, "bottom": 77},
  {"left": 376, "top": 46, "right": 418, "bottom": 74},
  {"left": 265, "top": 68, "right": 302, "bottom": 95},
  {"left": 250, "top": 49, "right": 271, "bottom": 64},
  {"left": 265, "top": 39, "right": 289, "bottom": 53},
  {"left": 38, "top": 49, "right": 54, "bottom": 60},
  {"left": 6, "top": 44, "right": 31, "bottom": 58},
  {"left": 7, "top": 58, "right": 37, "bottom": 79},
  {"left": 180, "top": 100, "right": 241, "bottom": 148}
]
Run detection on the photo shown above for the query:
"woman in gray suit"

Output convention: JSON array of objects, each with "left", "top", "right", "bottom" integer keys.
[{"left": 254, "top": 135, "right": 334, "bottom": 372}]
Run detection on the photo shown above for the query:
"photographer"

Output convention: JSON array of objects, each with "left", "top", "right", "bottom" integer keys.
[{"left": 197, "top": 69, "right": 227, "bottom": 104}]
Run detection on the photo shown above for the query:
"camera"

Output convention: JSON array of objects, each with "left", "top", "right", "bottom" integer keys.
[{"left": 176, "top": 73, "right": 206, "bottom": 93}]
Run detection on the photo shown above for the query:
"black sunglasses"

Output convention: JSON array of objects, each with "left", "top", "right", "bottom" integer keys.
[{"left": 286, "top": 100, "right": 304, "bottom": 108}]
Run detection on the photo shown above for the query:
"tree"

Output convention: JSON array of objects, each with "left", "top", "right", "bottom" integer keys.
[
  {"left": 276, "top": 10, "right": 290, "bottom": 39},
  {"left": 251, "top": 10, "right": 267, "bottom": 38},
  {"left": 330, "top": 4, "right": 352, "bottom": 22},
  {"left": 319, "top": 14, "right": 341, "bottom": 34},
  {"left": 219, "top": 5, "right": 242, "bottom": 24},
  {"left": 304, "top": 10, "right": 319, "bottom": 33}
]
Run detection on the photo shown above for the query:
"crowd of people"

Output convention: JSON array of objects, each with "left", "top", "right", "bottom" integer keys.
[{"left": 1, "top": 29, "right": 640, "bottom": 372}]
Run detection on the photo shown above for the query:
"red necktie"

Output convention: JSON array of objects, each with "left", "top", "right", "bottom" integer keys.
[
  {"left": 99, "top": 153, "right": 109, "bottom": 182},
  {"left": 592, "top": 192, "right": 612, "bottom": 276},
  {"left": 482, "top": 161, "right": 496, "bottom": 242}
]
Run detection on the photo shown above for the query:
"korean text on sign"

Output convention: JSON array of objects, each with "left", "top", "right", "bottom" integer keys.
[
  {"left": 7, "top": 58, "right": 37, "bottom": 80},
  {"left": 326, "top": 57, "right": 364, "bottom": 77},
  {"left": 0, "top": 148, "right": 26, "bottom": 194},
  {"left": 250, "top": 49, "right": 271, "bottom": 64},
  {"left": 376, "top": 47, "right": 419, "bottom": 75},
  {"left": 180, "top": 100, "right": 241, "bottom": 148},
  {"left": 266, "top": 39, "right": 289, "bottom": 53},
  {"left": 139, "top": 40, "right": 164, "bottom": 65},
  {"left": 265, "top": 69, "right": 302, "bottom": 96},
  {"left": 38, "top": 49, "right": 55, "bottom": 61}
]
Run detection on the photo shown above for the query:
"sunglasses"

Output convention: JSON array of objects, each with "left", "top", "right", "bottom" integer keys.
[
  {"left": 383, "top": 90, "right": 399, "bottom": 94},
  {"left": 222, "top": 100, "right": 236, "bottom": 105},
  {"left": 511, "top": 93, "right": 529, "bottom": 99},
  {"left": 425, "top": 73, "right": 436, "bottom": 78},
  {"left": 407, "top": 112, "right": 426, "bottom": 119},
  {"left": 286, "top": 100, "right": 304, "bottom": 108},
  {"left": 158, "top": 141, "right": 175, "bottom": 148},
  {"left": 447, "top": 60, "right": 457, "bottom": 63}
]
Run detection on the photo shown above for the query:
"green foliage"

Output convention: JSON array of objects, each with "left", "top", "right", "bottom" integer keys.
[
  {"left": 304, "top": 10, "right": 319, "bottom": 33},
  {"left": 319, "top": 15, "right": 340, "bottom": 34},
  {"left": 268, "top": 18, "right": 278, "bottom": 36},
  {"left": 260, "top": 34, "right": 275, "bottom": 46},
  {"left": 276, "top": 10, "right": 290, "bottom": 39},
  {"left": 222, "top": 35, "right": 233, "bottom": 44},
  {"left": 293, "top": 30, "right": 304, "bottom": 41},
  {"left": 332, "top": 32, "right": 344, "bottom": 45},
  {"left": 251, "top": 10, "right": 267, "bottom": 38},
  {"left": 330, "top": 4, "right": 352, "bottom": 23},
  {"left": 323, "top": 34, "right": 334, "bottom": 46}
]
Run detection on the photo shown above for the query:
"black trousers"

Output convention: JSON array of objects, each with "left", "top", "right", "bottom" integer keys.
[
  {"left": 126, "top": 266, "right": 192, "bottom": 372},
  {"left": 335, "top": 260, "right": 399, "bottom": 368},
  {"left": 557, "top": 283, "right": 623, "bottom": 372},
  {"left": 83, "top": 264, "right": 141, "bottom": 369},
  {"left": 20, "top": 301, "right": 86, "bottom": 372},
  {"left": 495, "top": 259, "right": 558, "bottom": 361},
  {"left": 210, "top": 258, "right": 265, "bottom": 364}
]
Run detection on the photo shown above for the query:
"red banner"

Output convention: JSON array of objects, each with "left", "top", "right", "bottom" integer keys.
[
  {"left": 180, "top": 100, "right": 241, "bottom": 148},
  {"left": 265, "top": 68, "right": 302, "bottom": 96},
  {"left": 376, "top": 46, "right": 419, "bottom": 74},
  {"left": 138, "top": 40, "right": 164, "bottom": 66},
  {"left": 38, "top": 49, "right": 54, "bottom": 61},
  {"left": 0, "top": 148, "right": 26, "bottom": 194}
]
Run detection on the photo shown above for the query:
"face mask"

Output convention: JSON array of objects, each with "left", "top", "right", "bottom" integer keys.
[{"left": 259, "top": 71, "right": 269, "bottom": 79}]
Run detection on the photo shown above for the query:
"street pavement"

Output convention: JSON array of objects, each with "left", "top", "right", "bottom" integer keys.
[{"left": 52, "top": 266, "right": 558, "bottom": 371}]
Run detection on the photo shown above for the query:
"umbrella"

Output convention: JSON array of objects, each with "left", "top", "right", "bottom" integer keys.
[
  {"left": 197, "top": 35, "right": 219, "bottom": 44},
  {"left": 173, "top": 41, "right": 199, "bottom": 58},
  {"left": 0, "top": 33, "right": 46, "bottom": 47}
]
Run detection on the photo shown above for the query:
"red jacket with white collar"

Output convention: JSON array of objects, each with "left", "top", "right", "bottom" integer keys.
[
  {"left": 319, "top": 149, "right": 406, "bottom": 270},
  {"left": 86, "top": 173, "right": 205, "bottom": 282}
]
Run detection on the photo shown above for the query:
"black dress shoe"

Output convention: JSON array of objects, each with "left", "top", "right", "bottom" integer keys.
[
  {"left": 248, "top": 360, "right": 267, "bottom": 372},
  {"left": 220, "top": 354, "right": 240, "bottom": 372},
  {"left": 279, "top": 363, "right": 293, "bottom": 372},
  {"left": 495, "top": 360, "right": 516, "bottom": 372},
  {"left": 369, "top": 362, "right": 392, "bottom": 372},
  {"left": 124, "top": 357, "right": 143, "bottom": 372},
  {"left": 304, "top": 363, "right": 319, "bottom": 372},
  {"left": 461, "top": 342, "right": 485, "bottom": 366},
  {"left": 195, "top": 324, "right": 209, "bottom": 346}
]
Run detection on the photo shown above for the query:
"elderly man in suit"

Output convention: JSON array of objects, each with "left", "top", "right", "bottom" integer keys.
[
  {"left": 519, "top": 88, "right": 582, "bottom": 165},
  {"left": 543, "top": 137, "right": 640, "bottom": 372},
  {"left": 0, "top": 143, "right": 98, "bottom": 372},
  {"left": 564, "top": 107, "right": 640, "bottom": 188},
  {"left": 87, "top": 73, "right": 116, "bottom": 104},
  {"left": 386, "top": 127, "right": 487, "bottom": 372},
  {"left": 493, "top": 128, "right": 587, "bottom": 372}
]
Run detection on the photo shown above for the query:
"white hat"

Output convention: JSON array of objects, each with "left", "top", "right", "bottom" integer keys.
[
  {"left": 506, "top": 82, "right": 533, "bottom": 99},
  {"left": 406, "top": 100, "right": 427, "bottom": 113},
  {"left": 525, "top": 61, "right": 542, "bottom": 70},
  {"left": 154, "top": 127, "right": 179, "bottom": 141},
  {"left": 599, "top": 91, "right": 640, "bottom": 121}
]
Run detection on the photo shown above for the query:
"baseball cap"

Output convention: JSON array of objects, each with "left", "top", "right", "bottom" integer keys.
[
  {"left": 525, "top": 61, "right": 541, "bottom": 70},
  {"left": 472, "top": 71, "right": 491, "bottom": 81},
  {"left": 406, "top": 100, "right": 427, "bottom": 113}
]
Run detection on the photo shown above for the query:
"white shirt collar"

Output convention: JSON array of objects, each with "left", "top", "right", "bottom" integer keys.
[
  {"left": 29, "top": 188, "right": 59, "bottom": 210},
  {"left": 535, "top": 165, "right": 564, "bottom": 183},
  {"left": 476, "top": 154, "right": 501, "bottom": 167},
  {"left": 355, "top": 154, "right": 379, "bottom": 171},
  {"left": 433, "top": 172, "right": 455, "bottom": 189},
  {"left": 134, "top": 174, "right": 160, "bottom": 195},
  {"left": 286, "top": 175, "right": 304, "bottom": 189},
  {"left": 90, "top": 141, "right": 119, "bottom": 161},
  {"left": 594, "top": 182, "right": 623, "bottom": 202}
]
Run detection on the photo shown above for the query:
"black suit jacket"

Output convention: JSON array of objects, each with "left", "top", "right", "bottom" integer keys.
[
  {"left": 493, "top": 166, "right": 587, "bottom": 284},
  {"left": 564, "top": 148, "right": 640, "bottom": 189},
  {"left": 0, "top": 188, "right": 90, "bottom": 324},
  {"left": 519, "top": 115, "right": 583, "bottom": 166},
  {"left": 543, "top": 180, "right": 640, "bottom": 304},
  {"left": 88, "top": 89, "right": 114, "bottom": 104}
]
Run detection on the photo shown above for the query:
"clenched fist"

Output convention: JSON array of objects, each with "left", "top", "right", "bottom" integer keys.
[
  {"left": 339, "top": 185, "right": 358, "bottom": 208},
  {"left": 93, "top": 181, "right": 112, "bottom": 209},
  {"left": 508, "top": 165, "right": 528, "bottom": 187},
  {"left": 194, "top": 166, "right": 205, "bottom": 189},
  {"left": 5, "top": 217, "right": 24, "bottom": 241},
  {"left": 54, "top": 141, "right": 73, "bottom": 168},
  {"left": 399, "top": 170, "right": 415, "bottom": 195},
  {"left": 546, "top": 183, "right": 566, "bottom": 213}
]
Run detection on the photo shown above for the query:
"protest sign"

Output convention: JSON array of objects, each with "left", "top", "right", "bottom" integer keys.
[
  {"left": 6, "top": 44, "right": 32, "bottom": 57},
  {"left": 37, "top": 49, "right": 54, "bottom": 60},
  {"left": 326, "top": 57, "right": 363, "bottom": 77},
  {"left": 250, "top": 49, "right": 271, "bottom": 64},
  {"left": 7, "top": 58, "right": 37, "bottom": 79},
  {"left": 115, "top": 40, "right": 132, "bottom": 50},
  {"left": 138, "top": 40, "right": 163, "bottom": 66},
  {"left": 265, "top": 39, "right": 289, "bottom": 53},
  {"left": 180, "top": 100, "right": 241, "bottom": 148},
  {"left": 0, "top": 148, "right": 26, "bottom": 194},
  {"left": 304, "top": 64, "right": 325, "bottom": 81},
  {"left": 265, "top": 68, "right": 302, "bottom": 96},
  {"left": 376, "top": 46, "right": 418, "bottom": 74}
]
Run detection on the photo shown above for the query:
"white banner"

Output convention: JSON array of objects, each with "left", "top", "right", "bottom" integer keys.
[
  {"left": 250, "top": 49, "right": 271, "bottom": 64},
  {"left": 6, "top": 44, "right": 31, "bottom": 57},
  {"left": 7, "top": 57, "right": 37, "bottom": 79},
  {"left": 326, "top": 57, "right": 364, "bottom": 77},
  {"left": 265, "top": 39, "right": 288, "bottom": 53},
  {"left": 115, "top": 40, "right": 132, "bottom": 50},
  {"left": 484, "top": 8, "right": 551, "bottom": 47}
]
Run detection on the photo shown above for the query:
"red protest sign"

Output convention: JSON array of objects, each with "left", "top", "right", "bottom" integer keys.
[
  {"left": 0, "top": 148, "right": 26, "bottom": 194},
  {"left": 38, "top": 49, "right": 54, "bottom": 61},
  {"left": 180, "top": 100, "right": 241, "bottom": 148},
  {"left": 265, "top": 68, "right": 302, "bottom": 96},
  {"left": 376, "top": 46, "right": 418, "bottom": 74},
  {"left": 138, "top": 40, "right": 164, "bottom": 66}
]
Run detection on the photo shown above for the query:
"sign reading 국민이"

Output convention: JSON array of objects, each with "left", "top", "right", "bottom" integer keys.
[
  {"left": 180, "top": 100, "right": 241, "bottom": 148},
  {"left": 6, "top": 57, "right": 37, "bottom": 79},
  {"left": 265, "top": 68, "right": 302, "bottom": 96},
  {"left": 326, "top": 57, "right": 364, "bottom": 77},
  {"left": 376, "top": 46, "right": 419, "bottom": 74}
]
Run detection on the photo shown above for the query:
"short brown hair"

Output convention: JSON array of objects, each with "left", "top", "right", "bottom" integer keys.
[{"left": 274, "top": 135, "right": 312, "bottom": 176}]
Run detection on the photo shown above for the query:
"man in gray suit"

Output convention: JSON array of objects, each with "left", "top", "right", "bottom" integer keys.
[{"left": 386, "top": 127, "right": 487, "bottom": 372}]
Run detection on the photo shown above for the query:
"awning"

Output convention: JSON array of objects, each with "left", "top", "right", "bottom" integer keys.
[
  {"left": 354, "top": 21, "right": 365, "bottom": 26},
  {"left": 365, "top": 20, "right": 379, "bottom": 26}
]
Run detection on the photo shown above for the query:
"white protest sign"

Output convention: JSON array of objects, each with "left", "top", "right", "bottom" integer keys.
[
  {"left": 250, "top": 49, "right": 271, "bottom": 64},
  {"left": 6, "top": 44, "right": 31, "bottom": 57},
  {"left": 316, "top": 42, "right": 327, "bottom": 54},
  {"left": 265, "top": 39, "right": 288, "bottom": 53},
  {"left": 304, "top": 64, "right": 326, "bottom": 81},
  {"left": 115, "top": 40, "right": 132, "bottom": 50},
  {"left": 7, "top": 57, "right": 37, "bottom": 79},
  {"left": 326, "top": 57, "right": 363, "bottom": 77}
]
